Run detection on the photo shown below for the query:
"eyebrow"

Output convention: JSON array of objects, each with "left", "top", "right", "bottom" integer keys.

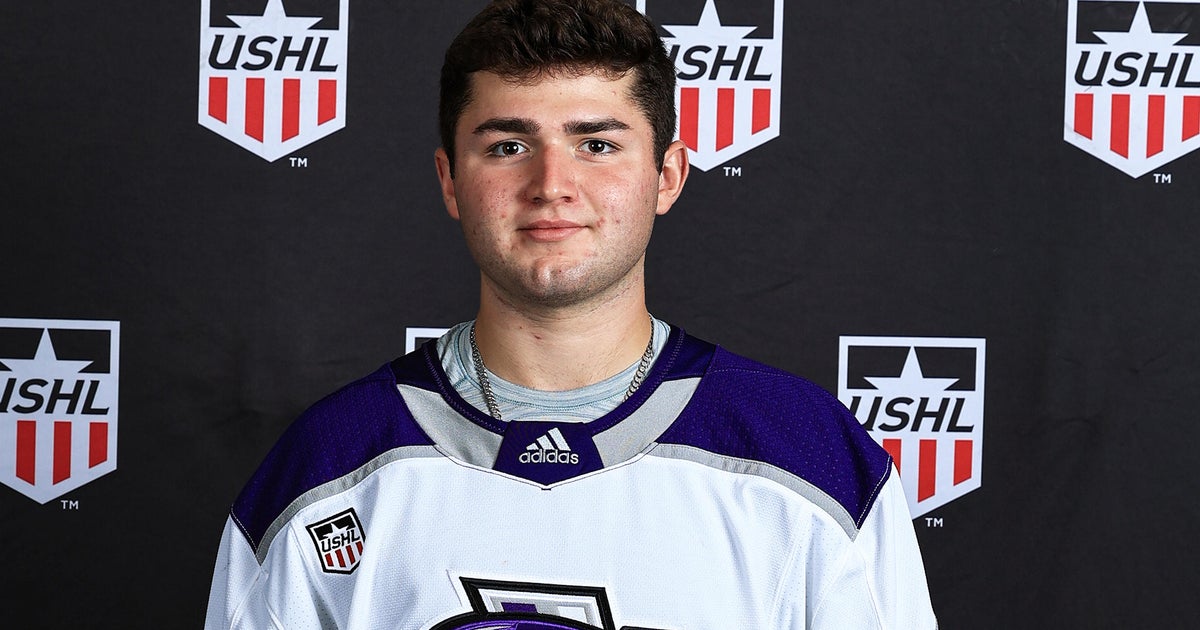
[
  {"left": 472, "top": 117, "right": 631, "bottom": 136},
  {"left": 473, "top": 117, "right": 540, "bottom": 135},
  {"left": 563, "top": 117, "right": 631, "bottom": 135}
]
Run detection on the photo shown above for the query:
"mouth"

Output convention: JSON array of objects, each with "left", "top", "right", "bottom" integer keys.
[{"left": 519, "top": 219, "right": 586, "bottom": 242}]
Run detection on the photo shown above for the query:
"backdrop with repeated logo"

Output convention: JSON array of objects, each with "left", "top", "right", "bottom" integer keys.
[{"left": 2, "top": 0, "right": 1197, "bottom": 627}]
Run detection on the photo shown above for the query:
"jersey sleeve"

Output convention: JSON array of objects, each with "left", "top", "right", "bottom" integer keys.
[
  {"left": 205, "top": 514, "right": 340, "bottom": 629},
  {"left": 806, "top": 473, "right": 938, "bottom": 629},
  {"left": 203, "top": 517, "right": 278, "bottom": 629},
  {"left": 204, "top": 362, "right": 431, "bottom": 628}
]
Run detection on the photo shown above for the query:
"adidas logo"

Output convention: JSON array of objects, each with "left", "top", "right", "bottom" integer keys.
[{"left": 518, "top": 427, "right": 580, "bottom": 465}]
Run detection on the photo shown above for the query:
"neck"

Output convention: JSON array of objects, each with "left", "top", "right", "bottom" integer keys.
[{"left": 471, "top": 283, "right": 654, "bottom": 392}]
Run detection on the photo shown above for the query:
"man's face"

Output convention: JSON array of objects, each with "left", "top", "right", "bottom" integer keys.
[{"left": 435, "top": 70, "right": 688, "bottom": 311}]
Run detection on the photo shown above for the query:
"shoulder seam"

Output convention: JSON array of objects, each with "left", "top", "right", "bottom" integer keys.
[
  {"left": 858, "top": 458, "right": 892, "bottom": 527},
  {"left": 230, "top": 510, "right": 258, "bottom": 554}
]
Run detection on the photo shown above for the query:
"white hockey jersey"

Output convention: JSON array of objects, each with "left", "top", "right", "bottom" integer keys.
[{"left": 205, "top": 328, "right": 936, "bottom": 629}]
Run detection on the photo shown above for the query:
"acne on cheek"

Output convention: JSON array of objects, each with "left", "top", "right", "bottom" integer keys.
[{"left": 481, "top": 190, "right": 508, "bottom": 219}]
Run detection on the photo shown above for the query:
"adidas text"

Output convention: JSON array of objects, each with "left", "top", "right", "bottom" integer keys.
[{"left": 519, "top": 450, "right": 580, "bottom": 465}]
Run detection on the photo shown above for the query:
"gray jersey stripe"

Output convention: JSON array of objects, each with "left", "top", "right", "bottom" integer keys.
[
  {"left": 398, "top": 378, "right": 702, "bottom": 473},
  {"left": 646, "top": 443, "right": 862, "bottom": 540},
  {"left": 397, "top": 384, "right": 503, "bottom": 469},
  {"left": 256, "top": 445, "right": 443, "bottom": 564}
]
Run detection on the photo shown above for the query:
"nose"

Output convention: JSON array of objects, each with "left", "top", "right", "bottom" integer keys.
[{"left": 526, "top": 144, "right": 578, "bottom": 204}]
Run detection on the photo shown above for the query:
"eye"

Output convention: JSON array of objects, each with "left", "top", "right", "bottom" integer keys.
[
  {"left": 581, "top": 139, "right": 617, "bottom": 155},
  {"left": 487, "top": 141, "right": 527, "bottom": 157}
]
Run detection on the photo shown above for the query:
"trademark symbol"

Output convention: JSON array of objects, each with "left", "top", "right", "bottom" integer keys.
[
  {"left": 924, "top": 516, "right": 944, "bottom": 528},
  {"left": 1153, "top": 173, "right": 1172, "bottom": 184},
  {"left": 289, "top": 156, "right": 309, "bottom": 168},
  {"left": 60, "top": 499, "right": 80, "bottom": 510},
  {"left": 723, "top": 165, "right": 742, "bottom": 177}
]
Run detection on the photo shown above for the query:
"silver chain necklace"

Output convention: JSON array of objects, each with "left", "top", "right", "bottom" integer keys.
[{"left": 468, "top": 317, "right": 655, "bottom": 420}]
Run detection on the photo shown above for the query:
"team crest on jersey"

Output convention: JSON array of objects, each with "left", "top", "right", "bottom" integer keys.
[
  {"left": 1065, "top": 0, "right": 1200, "bottom": 177},
  {"left": 0, "top": 319, "right": 120, "bottom": 504},
  {"left": 837, "top": 336, "right": 986, "bottom": 518},
  {"left": 306, "top": 507, "right": 365, "bottom": 574},
  {"left": 638, "top": 0, "right": 784, "bottom": 171},
  {"left": 432, "top": 578, "right": 668, "bottom": 630},
  {"left": 199, "top": 0, "right": 348, "bottom": 162}
]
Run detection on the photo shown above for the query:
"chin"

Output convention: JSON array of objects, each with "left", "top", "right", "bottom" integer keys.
[
  {"left": 517, "top": 282, "right": 596, "bottom": 308},
  {"left": 486, "top": 257, "right": 639, "bottom": 309}
]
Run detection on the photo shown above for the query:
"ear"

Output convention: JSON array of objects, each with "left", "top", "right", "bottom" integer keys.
[
  {"left": 654, "top": 140, "right": 690, "bottom": 216},
  {"left": 434, "top": 147, "right": 461, "bottom": 221}
]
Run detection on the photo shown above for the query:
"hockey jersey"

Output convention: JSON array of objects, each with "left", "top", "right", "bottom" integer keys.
[{"left": 204, "top": 327, "right": 936, "bottom": 629}]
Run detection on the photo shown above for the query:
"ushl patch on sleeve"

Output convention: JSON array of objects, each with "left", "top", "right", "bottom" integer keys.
[{"left": 305, "top": 508, "right": 366, "bottom": 574}]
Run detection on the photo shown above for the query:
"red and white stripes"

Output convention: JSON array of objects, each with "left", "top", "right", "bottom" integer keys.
[
  {"left": 207, "top": 76, "right": 338, "bottom": 143},
  {"left": 14, "top": 420, "right": 109, "bottom": 486},
  {"left": 883, "top": 437, "right": 973, "bottom": 504},
  {"left": 678, "top": 87, "right": 773, "bottom": 153},
  {"left": 1073, "top": 92, "right": 1200, "bottom": 159},
  {"left": 324, "top": 540, "right": 364, "bottom": 571}
]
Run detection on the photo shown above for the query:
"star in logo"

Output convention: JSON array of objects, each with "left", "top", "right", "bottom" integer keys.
[
  {"left": 225, "top": 0, "right": 322, "bottom": 34},
  {"left": 1090, "top": 2, "right": 1186, "bottom": 50},
  {"left": 0, "top": 329, "right": 93, "bottom": 378},
  {"left": 661, "top": 0, "right": 758, "bottom": 43},
  {"left": 863, "top": 348, "right": 959, "bottom": 394}
]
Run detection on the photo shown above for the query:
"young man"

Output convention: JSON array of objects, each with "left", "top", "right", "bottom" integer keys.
[{"left": 205, "top": 1, "right": 936, "bottom": 628}]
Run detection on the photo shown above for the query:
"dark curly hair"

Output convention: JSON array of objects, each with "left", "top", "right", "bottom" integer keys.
[{"left": 439, "top": 0, "right": 677, "bottom": 175}]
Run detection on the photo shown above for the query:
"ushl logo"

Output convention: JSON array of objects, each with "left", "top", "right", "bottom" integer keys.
[
  {"left": 306, "top": 508, "right": 366, "bottom": 574},
  {"left": 638, "top": 0, "right": 784, "bottom": 171},
  {"left": 199, "top": 0, "right": 348, "bottom": 161},
  {"left": 1066, "top": 0, "right": 1200, "bottom": 177},
  {"left": 838, "top": 337, "right": 985, "bottom": 518},
  {"left": 0, "top": 319, "right": 120, "bottom": 504}
]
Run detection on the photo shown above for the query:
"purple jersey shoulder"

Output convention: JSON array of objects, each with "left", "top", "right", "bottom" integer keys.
[
  {"left": 229, "top": 362, "right": 433, "bottom": 551},
  {"left": 659, "top": 338, "right": 892, "bottom": 529}
]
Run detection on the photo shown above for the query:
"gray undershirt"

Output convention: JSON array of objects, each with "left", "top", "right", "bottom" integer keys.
[{"left": 436, "top": 317, "right": 671, "bottom": 423}]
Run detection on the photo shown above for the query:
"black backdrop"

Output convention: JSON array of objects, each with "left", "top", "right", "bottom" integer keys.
[{"left": 2, "top": 1, "right": 1197, "bottom": 627}]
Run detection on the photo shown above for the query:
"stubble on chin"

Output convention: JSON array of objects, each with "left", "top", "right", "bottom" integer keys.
[{"left": 483, "top": 251, "right": 645, "bottom": 313}]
